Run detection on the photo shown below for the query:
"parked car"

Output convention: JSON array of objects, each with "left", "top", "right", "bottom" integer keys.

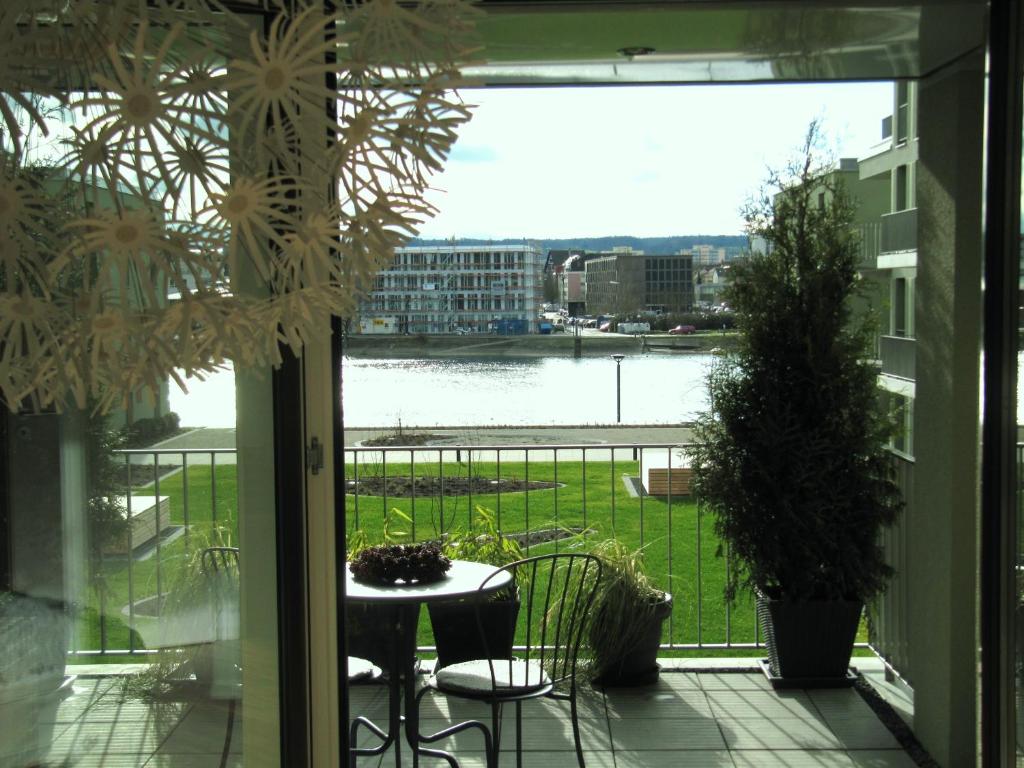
[
  {"left": 669, "top": 324, "right": 697, "bottom": 335},
  {"left": 453, "top": 327, "right": 469, "bottom": 335}
]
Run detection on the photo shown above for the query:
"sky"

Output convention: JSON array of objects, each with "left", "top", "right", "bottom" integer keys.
[{"left": 418, "top": 82, "right": 893, "bottom": 240}]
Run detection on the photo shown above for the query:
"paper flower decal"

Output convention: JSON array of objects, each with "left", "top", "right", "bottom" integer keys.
[{"left": 0, "top": 0, "right": 478, "bottom": 413}]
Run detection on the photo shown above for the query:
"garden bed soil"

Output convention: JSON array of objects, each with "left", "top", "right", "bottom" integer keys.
[
  {"left": 362, "top": 433, "right": 446, "bottom": 447},
  {"left": 346, "top": 475, "right": 559, "bottom": 497}
]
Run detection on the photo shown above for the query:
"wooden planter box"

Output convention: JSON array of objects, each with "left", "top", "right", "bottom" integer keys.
[
  {"left": 640, "top": 448, "right": 692, "bottom": 497},
  {"left": 104, "top": 495, "right": 170, "bottom": 555}
]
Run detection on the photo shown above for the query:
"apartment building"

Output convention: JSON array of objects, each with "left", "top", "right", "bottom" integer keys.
[
  {"left": 359, "top": 243, "right": 545, "bottom": 334},
  {"left": 859, "top": 82, "right": 918, "bottom": 457}
]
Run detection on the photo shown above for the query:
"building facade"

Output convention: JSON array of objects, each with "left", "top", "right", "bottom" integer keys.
[
  {"left": 584, "top": 248, "right": 694, "bottom": 315},
  {"left": 359, "top": 243, "right": 545, "bottom": 334},
  {"left": 859, "top": 81, "right": 918, "bottom": 458}
]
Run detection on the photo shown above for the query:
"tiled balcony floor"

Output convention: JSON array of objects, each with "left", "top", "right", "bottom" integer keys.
[{"left": 29, "top": 668, "right": 917, "bottom": 768}]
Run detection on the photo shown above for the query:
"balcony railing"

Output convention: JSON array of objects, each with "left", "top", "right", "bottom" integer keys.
[
  {"left": 79, "top": 443, "right": 892, "bottom": 658},
  {"left": 879, "top": 334, "right": 916, "bottom": 380},
  {"left": 858, "top": 222, "right": 881, "bottom": 267},
  {"left": 880, "top": 208, "right": 918, "bottom": 254}
]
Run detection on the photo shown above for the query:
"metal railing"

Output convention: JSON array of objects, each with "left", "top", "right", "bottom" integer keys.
[
  {"left": 869, "top": 451, "right": 915, "bottom": 683},
  {"left": 79, "top": 441, "right": 903, "bottom": 657},
  {"left": 71, "top": 448, "right": 236, "bottom": 657},
  {"left": 879, "top": 335, "right": 916, "bottom": 381},
  {"left": 345, "top": 441, "right": 769, "bottom": 652},
  {"left": 880, "top": 208, "right": 918, "bottom": 254}
]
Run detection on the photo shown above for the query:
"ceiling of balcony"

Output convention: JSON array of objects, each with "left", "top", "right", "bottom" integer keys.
[{"left": 469, "top": 1, "right": 987, "bottom": 85}]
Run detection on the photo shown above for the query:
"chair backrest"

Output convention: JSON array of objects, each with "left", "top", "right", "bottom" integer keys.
[{"left": 476, "top": 553, "right": 602, "bottom": 690}]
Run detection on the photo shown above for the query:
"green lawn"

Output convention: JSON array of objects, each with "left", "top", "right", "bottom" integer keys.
[
  {"left": 75, "top": 455, "right": 861, "bottom": 662},
  {"left": 345, "top": 456, "right": 760, "bottom": 653}
]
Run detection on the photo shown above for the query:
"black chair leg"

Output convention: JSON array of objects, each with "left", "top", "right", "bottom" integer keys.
[
  {"left": 491, "top": 701, "right": 504, "bottom": 768},
  {"left": 570, "top": 692, "right": 586, "bottom": 768},
  {"left": 515, "top": 701, "right": 523, "bottom": 768}
]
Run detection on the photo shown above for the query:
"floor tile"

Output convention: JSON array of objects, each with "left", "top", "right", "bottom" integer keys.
[
  {"left": 613, "top": 749, "right": 734, "bottom": 767},
  {"left": 53, "top": 754, "right": 157, "bottom": 767},
  {"left": 706, "top": 690, "right": 821, "bottom": 720},
  {"left": 718, "top": 717, "right": 843, "bottom": 750},
  {"left": 697, "top": 672, "right": 773, "bottom": 691},
  {"left": 605, "top": 688, "right": 712, "bottom": 719},
  {"left": 416, "top": 711, "right": 612, "bottom": 753},
  {"left": 655, "top": 672, "right": 704, "bottom": 691},
  {"left": 807, "top": 690, "right": 878, "bottom": 720},
  {"left": 844, "top": 750, "right": 920, "bottom": 767},
  {"left": 157, "top": 701, "right": 241, "bottom": 753},
  {"left": 609, "top": 717, "right": 727, "bottom": 751},
  {"left": 825, "top": 718, "right": 901, "bottom": 750},
  {"left": 730, "top": 750, "right": 856, "bottom": 767},
  {"left": 147, "top": 753, "right": 245, "bottom": 767},
  {"left": 48, "top": 717, "right": 179, "bottom": 756}
]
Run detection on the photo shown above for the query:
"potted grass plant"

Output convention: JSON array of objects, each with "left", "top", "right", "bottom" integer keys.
[
  {"left": 428, "top": 506, "right": 524, "bottom": 668},
  {"left": 584, "top": 539, "right": 672, "bottom": 687},
  {"left": 690, "top": 124, "right": 902, "bottom": 686}
]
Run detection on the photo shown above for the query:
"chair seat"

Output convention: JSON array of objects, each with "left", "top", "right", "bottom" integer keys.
[
  {"left": 348, "top": 656, "right": 381, "bottom": 682},
  {"left": 434, "top": 659, "right": 551, "bottom": 695}
]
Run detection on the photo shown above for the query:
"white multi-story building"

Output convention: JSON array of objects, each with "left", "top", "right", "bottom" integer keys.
[
  {"left": 859, "top": 81, "right": 918, "bottom": 457},
  {"left": 359, "top": 243, "right": 545, "bottom": 334}
]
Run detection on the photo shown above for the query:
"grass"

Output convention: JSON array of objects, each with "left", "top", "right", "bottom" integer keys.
[
  {"left": 346, "top": 455, "right": 759, "bottom": 652},
  {"left": 74, "top": 454, "right": 867, "bottom": 662}
]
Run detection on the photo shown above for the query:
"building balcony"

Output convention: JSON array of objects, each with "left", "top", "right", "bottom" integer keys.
[
  {"left": 879, "top": 334, "right": 916, "bottom": 381},
  {"left": 46, "top": 435, "right": 924, "bottom": 767},
  {"left": 880, "top": 208, "right": 917, "bottom": 256}
]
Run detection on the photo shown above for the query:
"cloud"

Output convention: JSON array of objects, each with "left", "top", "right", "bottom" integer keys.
[{"left": 419, "top": 83, "right": 892, "bottom": 239}]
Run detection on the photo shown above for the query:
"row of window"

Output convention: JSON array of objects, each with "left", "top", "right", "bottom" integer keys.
[
  {"left": 373, "top": 274, "right": 529, "bottom": 290},
  {"left": 373, "top": 297, "right": 528, "bottom": 311}
]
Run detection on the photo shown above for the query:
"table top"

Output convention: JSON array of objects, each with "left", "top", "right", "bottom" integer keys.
[{"left": 344, "top": 559, "right": 512, "bottom": 605}]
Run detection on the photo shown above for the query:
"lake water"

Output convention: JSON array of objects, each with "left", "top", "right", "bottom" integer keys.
[
  {"left": 170, "top": 354, "right": 715, "bottom": 428},
  {"left": 167, "top": 351, "right": 1024, "bottom": 429}
]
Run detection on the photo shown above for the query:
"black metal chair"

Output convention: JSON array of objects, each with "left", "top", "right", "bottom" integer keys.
[{"left": 414, "top": 553, "right": 603, "bottom": 768}]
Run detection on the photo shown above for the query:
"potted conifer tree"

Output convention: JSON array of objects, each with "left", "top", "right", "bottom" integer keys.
[{"left": 690, "top": 124, "right": 902, "bottom": 686}]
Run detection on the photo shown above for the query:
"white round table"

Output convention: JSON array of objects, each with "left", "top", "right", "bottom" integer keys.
[{"left": 345, "top": 560, "right": 512, "bottom": 767}]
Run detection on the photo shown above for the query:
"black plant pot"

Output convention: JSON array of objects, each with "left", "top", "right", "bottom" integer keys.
[
  {"left": 592, "top": 592, "right": 673, "bottom": 688},
  {"left": 428, "top": 589, "right": 520, "bottom": 669},
  {"left": 346, "top": 602, "right": 420, "bottom": 675},
  {"left": 757, "top": 591, "right": 862, "bottom": 686}
]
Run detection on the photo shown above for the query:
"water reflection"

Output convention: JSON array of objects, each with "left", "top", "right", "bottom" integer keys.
[
  {"left": 341, "top": 354, "right": 714, "bottom": 428},
  {"left": 171, "top": 354, "right": 717, "bottom": 429}
]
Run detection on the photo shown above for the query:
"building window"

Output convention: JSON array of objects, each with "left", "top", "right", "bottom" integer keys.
[{"left": 895, "top": 164, "right": 909, "bottom": 211}]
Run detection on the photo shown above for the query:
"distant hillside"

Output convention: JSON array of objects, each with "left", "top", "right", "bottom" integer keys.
[{"left": 410, "top": 235, "right": 748, "bottom": 255}]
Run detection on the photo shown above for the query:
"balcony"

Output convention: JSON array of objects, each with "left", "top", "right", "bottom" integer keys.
[
  {"left": 879, "top": 335, "right": 916, "bottom": 381},
  {"left": 880, "top": 208, "right": 918, "bottom": 255},
  {"left": 38, "top": 663, "right": 914, "bottom": 767},
  {"left": 45, "top": 431, "right": 923, "bottom": 766}
]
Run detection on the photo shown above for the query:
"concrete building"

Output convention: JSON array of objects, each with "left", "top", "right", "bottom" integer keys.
[
  {"left": 859, "top": 82, "right": 919, "bottom": 458},
  {"left": 584, "top": 248, "right": 694, "bottom": 315},
  {"left": 359, "top": 243, "right": 545, "bottom": 334}
]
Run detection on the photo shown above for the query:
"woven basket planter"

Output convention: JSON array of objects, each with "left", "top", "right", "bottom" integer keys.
[{"left": 757, "top": 591, "right": 861, "bottom": 684}]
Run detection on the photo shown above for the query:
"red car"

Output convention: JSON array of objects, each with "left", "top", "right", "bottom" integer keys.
[{"left": 669, "top": 324, "right": 697, "bottom": 335}]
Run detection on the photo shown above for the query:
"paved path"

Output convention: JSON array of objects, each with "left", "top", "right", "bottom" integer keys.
[{"left": 140, "top": 424, "right": 695, "bottom": 466}]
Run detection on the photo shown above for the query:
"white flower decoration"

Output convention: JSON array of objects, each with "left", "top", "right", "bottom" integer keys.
[{"left": 0, "top": 0, "right": 478, "bottom": 412}]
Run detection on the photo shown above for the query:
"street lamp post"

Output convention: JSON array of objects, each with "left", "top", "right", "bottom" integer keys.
[{"left": 610, "top": 354, "right": 625, "bottom": 423}]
